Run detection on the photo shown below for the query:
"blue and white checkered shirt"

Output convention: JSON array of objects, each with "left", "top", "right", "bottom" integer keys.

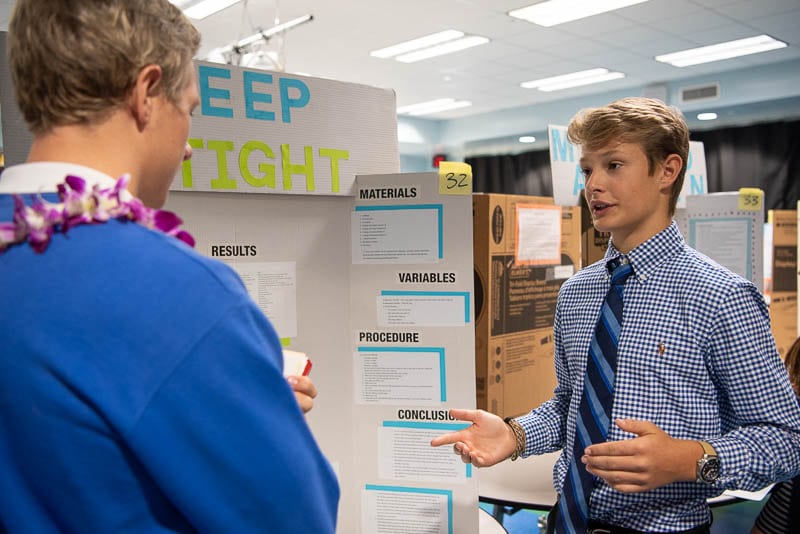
[{"left": 517, "top": 222, "right": 800, "bottom": 531}]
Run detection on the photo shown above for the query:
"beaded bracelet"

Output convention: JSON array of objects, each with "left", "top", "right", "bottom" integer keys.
[{"left": 504, "top": 417, "right": 526, "bottom": 461}]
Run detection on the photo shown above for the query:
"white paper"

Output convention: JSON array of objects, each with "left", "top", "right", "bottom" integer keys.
[
  {"left": 232, "top": 261, "right": 297, "bottom": 338},
  {"left": 377, "top": 292, "right": 469, "bottom": 327},
  {"left": 690, "top": 219, "right": 751, "bottom": 279},
  {"left": 553, "top": 265, "right": 575, "bottom": 280},
  {"left": 355, "top": 348, "right": 443, "bottom": 404},
  {"left": 721, "top": 484, "right": 774, "bottom": 502},
  {"left": 378, "top": 425, "right": 468, "bottom": 482},
  {"left": 362, "top": 486, "right": 449, "bottom": 534},
  {"left": 516, "top": 206, "right": 561, "bottom": 264},
  {"left": 282, "top": 349, "right": 309, "bottom": 377},
  {"left": 352, "top": 207, "right": 440, "bottom": 264}
]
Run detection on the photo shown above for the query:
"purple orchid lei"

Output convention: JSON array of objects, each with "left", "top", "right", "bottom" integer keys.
[{"left": 0, "top": 174, "right": 195, "bottom": 254}]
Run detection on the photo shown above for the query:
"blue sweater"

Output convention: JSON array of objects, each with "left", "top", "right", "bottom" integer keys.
[{"left": 0, "top": 194, "right": 339, "bottom": 532}]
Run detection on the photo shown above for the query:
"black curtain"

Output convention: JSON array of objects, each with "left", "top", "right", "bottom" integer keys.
[
  {"left": 467, "top": 119, "right": 800, "bottom": 213},
  {"left": 692, "top": 120, "right": 800, "bottom": 212}
]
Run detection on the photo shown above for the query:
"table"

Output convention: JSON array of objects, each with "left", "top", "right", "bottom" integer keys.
[
  {"left": 478, "top": 452, "right": 559, "bottom": 511},
  {"left": 477, "top": 452, "right": 559, "bottom": 524},
  {"left": 478, "top": 507, "right": 509, "bottom": 534}
]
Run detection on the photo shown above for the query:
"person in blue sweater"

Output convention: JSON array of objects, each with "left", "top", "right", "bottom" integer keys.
[{"left": 0, "top": 0, "right": 338, "bottom": 532}]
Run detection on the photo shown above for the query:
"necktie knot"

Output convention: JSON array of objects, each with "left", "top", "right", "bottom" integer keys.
[{"left": 608, "top": 257, "right": 633, "bottom": 286}]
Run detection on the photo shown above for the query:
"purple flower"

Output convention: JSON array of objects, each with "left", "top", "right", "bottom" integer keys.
[
  {"left": 0, "top": 175, "right": 195, "bottom": 254},
  {"left": 64, "top": 175, "right": 87, "bottom": 194},
  {"left": 174, "top": 230, "right": 196, "bottom": 248},
  {"left": 153, "top": 210, "right": 183, "bottom": 233}
]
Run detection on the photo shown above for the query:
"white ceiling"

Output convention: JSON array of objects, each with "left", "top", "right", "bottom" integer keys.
[
  {"left": 195, "top": 0, "right": 800, "bottom": 121},
  {"left": 1, "top": 0, "right": 799, "bottom": 129}
]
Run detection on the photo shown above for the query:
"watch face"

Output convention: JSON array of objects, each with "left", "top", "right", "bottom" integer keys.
[{"left": 700, "top": 457, "right": 720, "bottom": 482}]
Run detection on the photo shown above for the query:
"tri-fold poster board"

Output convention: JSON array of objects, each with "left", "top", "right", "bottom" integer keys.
[{"left": 165, "top": 63, "right": 478, "bottom": 534}]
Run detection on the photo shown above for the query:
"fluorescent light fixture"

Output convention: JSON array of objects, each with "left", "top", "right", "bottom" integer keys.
[
  {"left": 370, "top": 30, "right": 464, "bottom": 59},
  {"left": 655, "top": 35, "right": 787, "bottom": 67},
  {"left": 509, "top": 0, "right": 651, "bottom": 27},
  {"left": 395, "top": 35, "right": 489, "bottom": 63},
  {"left": 169, "top": 0, "right": 192, "bottom": 7},
  {"left": 520, "top": 68, "right": 625, "bottom": 91},
  {"left": 206, "top": 15, "right": 314, "bottom": 59},
  {"left": 519, "top": 136, "right": 537, "bottom": 143},
  {"left": 183, "top": 0, "right": 241, "bottom": 20},
  {"left": 397, "top": 98, "right": 472, "bottom": 116},
  {"left": 697, "top": 112, "right": 718, "bottom": 121},
  {"left": 236, "top": 15, "right": 314, "bottom": 47}
]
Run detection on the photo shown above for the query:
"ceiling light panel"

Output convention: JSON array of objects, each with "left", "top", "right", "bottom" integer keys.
[
  {"left": 697, "top": 112, "right": 718, "bottom": 121},
  {"left": 395, "top": 36, "right": 490, "bottom": 63},
  {"left": 370, "top": 30, "right": 490, "bottom": 64},
  {"left": 509, "top": 0, "right": 651, "bottom": 27},
  {"left": 520, "top": 68, "right": 625, "bottom": 91},
  {"left": 655, "top": 35, "right": 787, "bottom": 67},
  {"left": 370, "top": 30, "right": 465, "bottom": 59},
  {"left": 396, "top": 98, "right": 472, "bottom": 116}
]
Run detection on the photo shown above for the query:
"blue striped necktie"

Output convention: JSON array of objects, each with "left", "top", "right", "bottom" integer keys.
[{"left": 556, "top": 257, "right": 633, "bottom": 533}]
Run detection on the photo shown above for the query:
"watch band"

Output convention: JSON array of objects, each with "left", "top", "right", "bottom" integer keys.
[
  {"left": 696, "top": 440, "right": 720, "bottom": 484},
  {"left": 698, "top": 440, "right": 717, "bottom": 456}
]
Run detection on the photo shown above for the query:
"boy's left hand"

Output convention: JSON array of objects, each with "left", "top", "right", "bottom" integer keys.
[{"left": 582, "top": 419, "right": 703, "bottom": 493}]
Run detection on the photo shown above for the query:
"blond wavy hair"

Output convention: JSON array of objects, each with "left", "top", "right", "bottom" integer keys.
[
  {"left": 8, "top": 0, "right": 201, "bottom": 135},
  {"left": 567, "top": 97, "right": 690, "bottom": 216}
]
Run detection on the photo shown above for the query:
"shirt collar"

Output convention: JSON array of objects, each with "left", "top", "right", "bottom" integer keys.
[
  {"left": 0, "top": 162, "right": 118, "bottom": 194},
  {"left": 604, "top": 222, "right": 685, "bottom": 283}
]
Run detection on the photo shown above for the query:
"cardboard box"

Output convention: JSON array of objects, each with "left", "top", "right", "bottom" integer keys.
[
  {"left": 768, "top": 210, "right": 797, "bottom": 358},
  {"left": 580, "top": 193, "right": 610, "bottom": 268},
  {"left": 473, "top": 193, "right": 581, "bottom": 418}
]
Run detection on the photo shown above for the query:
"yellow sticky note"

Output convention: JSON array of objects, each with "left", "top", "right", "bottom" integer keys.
[
  {"left": 738, "top": 188, "right": 763, "bottom": 211},
  {"left": 439, "top": 161, "right": 473, "bottom": 195}
]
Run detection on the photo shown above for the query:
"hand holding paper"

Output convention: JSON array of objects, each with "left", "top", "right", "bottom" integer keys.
[
  {"left": 283, "top": 349, "right": 312, "bottom": 377},
  {"left": 283, "top": 349, "right": 315, "bottom": 414}
]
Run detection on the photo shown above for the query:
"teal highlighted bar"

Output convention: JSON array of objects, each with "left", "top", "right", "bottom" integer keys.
[{"left": 382, "top": 421, "right": 470, "bottom": 431}]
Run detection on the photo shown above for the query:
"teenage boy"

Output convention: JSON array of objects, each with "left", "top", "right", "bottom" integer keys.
[
  {"left": 0, "top": 0, "right": 338, "bottom": 531},
  {"left": 432, "top": 97, "right": 800, "bottom": 533}
]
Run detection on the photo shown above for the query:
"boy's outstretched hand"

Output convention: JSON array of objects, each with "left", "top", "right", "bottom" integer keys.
[{"left": 430, "top": 408, "right": 518, "bottom": 467}]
